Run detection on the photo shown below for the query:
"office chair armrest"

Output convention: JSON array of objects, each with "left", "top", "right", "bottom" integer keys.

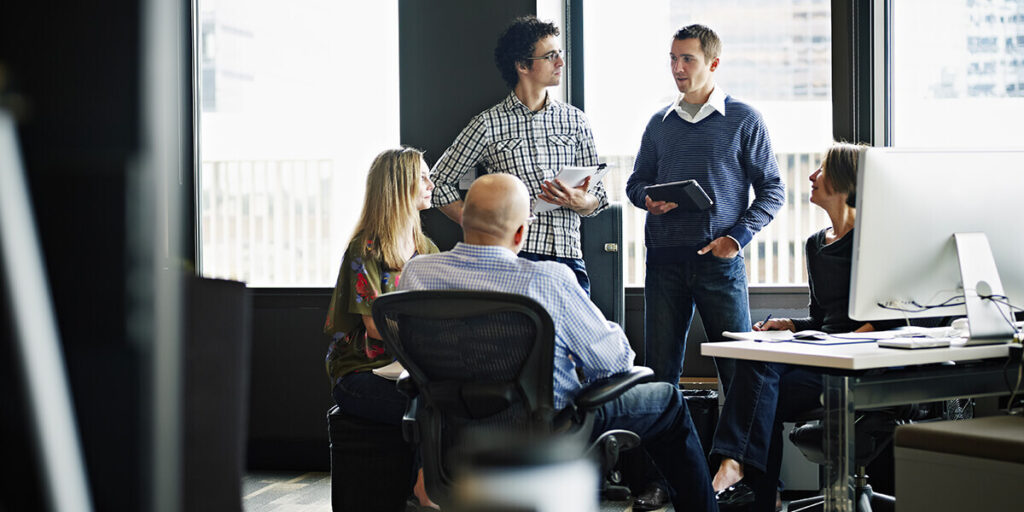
[
  {"left": 402, "top": 395, "right": 421, "bottom": 445},
  {"left": 396, "top": 370, "right": 421, "bottom": 443},
  {"left": 574, "top": 366, "right": 654, "bottom": 411},
  {"left": 396, "top": 370, "right": 418, "bottom": 398}
]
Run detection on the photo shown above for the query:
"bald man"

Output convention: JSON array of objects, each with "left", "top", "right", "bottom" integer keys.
[{"left": 399, "top": 174, "right": 717, "bottom": 512}]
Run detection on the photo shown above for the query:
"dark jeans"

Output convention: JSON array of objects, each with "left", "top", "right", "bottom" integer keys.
[
  {"left": 711, "top": 360, "right": 822, "bottom": 512},
  {"left": 591, "top": 382, "right": 718, "bottom": 512},
  {"left": 332, "top": 371, "right": 407, "bottom": 426},
  {"left": 519, "top": 251, "right": 590, "bottom": 296},
  {"left": 644, "top": 254, "right": 751, "bottom": 391}
]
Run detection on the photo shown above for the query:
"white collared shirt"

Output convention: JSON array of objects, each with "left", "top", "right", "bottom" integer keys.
[
  {"left": 659, "top": 85, "right": 741, "bottom": 251},
  {"left": 662, "top": 86, "right": 727, "bottom": 124}
]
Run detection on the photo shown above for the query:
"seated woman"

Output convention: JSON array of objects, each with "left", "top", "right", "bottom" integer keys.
[
  {"left": 323, "top": 147, "right": 439, "bottom": 508},
  {"left": 709, "top": 142, "right": 899, "bottom": 511}
]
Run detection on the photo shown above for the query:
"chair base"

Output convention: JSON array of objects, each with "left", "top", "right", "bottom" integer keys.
[
  {"left": 601, "top": 483, "right": 632, "bottom": 502},
  {"left": 789, "top": 483, "right": 894, "bottom": 512},
  {"left": 589, "top": 429, "right": 641, "bottom": 502}
]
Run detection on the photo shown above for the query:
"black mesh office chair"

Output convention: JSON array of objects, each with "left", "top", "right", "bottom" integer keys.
[
  {"left": 786, "top": 404, "right": 932, "bottom": 512},
  {"left": 372, "top": 290, "right": 653, "bottom": 509}
]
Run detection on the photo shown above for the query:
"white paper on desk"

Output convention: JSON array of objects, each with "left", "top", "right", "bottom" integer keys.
[
  {"left": 831, "top": 331, "right": 897, "bottom": 340},
  {"left": 534, "top": 165, "right": 611, "bottom": 213},
  {"left": 791, "top": 335, "right": 875, "bottom": 345},
  {"left": 371, "top": 360, "right": 405, "bottom": 381},
  {"left": 721, "top": 330, "right": 794, "bottom": 342}
]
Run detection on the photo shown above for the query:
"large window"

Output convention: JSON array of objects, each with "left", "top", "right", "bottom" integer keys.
[
  {"left": 583, "top": 0, "right": 833, "bottom": 286},
  {"left": 196, "top": 0, "right": 400, "bottom": 286},
  {"left": 891, "top": 0, "right": 1024, "bottom": 147}
]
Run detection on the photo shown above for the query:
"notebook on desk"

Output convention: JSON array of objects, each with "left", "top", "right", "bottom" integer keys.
[
  {"left": 721, "top": 330, "right": 876, "bottom": 345},
  {"left": 721, "top": 325, "right": 974, "bottom": 347},
  {"left": 722, "top": 330, "right": 794, "bottom": 342},
  {"left": 790, "top": 331, "right": 879, "bottom": 345}
]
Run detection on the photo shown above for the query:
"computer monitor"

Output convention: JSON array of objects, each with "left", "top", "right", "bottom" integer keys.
[{"left": 849, "top": 147, "right": 1024, "bottom": 344}]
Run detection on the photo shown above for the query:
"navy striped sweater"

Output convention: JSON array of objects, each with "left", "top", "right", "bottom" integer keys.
[{"left": 626, "top": 96, "right": 785, "bottom": 264}]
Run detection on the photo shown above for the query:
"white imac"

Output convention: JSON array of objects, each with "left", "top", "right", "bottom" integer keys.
[{"left": 850, "top": 147, "right": 1024, "bottom": 345}]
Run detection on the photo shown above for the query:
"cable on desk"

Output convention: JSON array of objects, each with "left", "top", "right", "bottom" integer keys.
[
  {"left": 1005, "top": 353, "right": 1023, "bottom": 415},
  {"left": 978, "top": 295, "right": 1018, "bottom": 333},
  {"left": 880, "top": 295, "right": 1023, "bottom": 338},
  {"left": 876, "top": 295, "right": 966, "bottom": 313},
  {"left": 983, "top": 295, "right": 1024, "bottom": 313},
  {"left": 988, "top": 296, "right": 1024, "bottom": 414},
  {"left": 979, "top": 295, "right": 1024, "bottom": 343}
]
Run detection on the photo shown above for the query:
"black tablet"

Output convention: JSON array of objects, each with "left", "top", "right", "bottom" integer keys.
[{"left": 644, "top": 180, "right": 713, "bottom": 211}]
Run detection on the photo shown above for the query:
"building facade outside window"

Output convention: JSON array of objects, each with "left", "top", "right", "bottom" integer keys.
[
  {"left": 196, "top": 0, "right": 400, "bottom": 287},
  {"left": 891, "top": 0, "right": 1024, "bottom": 147},
  {"left": 584, "top": 0, "right": 833, "bottom": 286},
  {"left": 195, "top": 1, "right": 1024, "bottom": 289}
]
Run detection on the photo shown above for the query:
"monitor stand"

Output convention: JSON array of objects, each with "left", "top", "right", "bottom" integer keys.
[{"left": 954, "top": 232, "right": 1016, "bottom": 345}]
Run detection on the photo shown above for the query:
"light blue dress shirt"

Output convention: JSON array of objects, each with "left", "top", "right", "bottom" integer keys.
[{"left": 399, "top": 242, "right": 635, "bottom": 410}]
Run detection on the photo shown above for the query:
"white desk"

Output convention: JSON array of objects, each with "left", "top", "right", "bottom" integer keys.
[
  {"left": 701, "top": 340, "right": 1015, "bottom": 512},
  {"left": 703, "top": 340, "right": 1011, "bottom": 371}
]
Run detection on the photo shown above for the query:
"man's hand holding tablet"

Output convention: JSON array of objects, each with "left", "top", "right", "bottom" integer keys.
[
  {"left": 643, "top": 179, "right": 713, "bottom": 211},
  {"left": 645, "top": 195, "right": 677, "bottom": 215}
]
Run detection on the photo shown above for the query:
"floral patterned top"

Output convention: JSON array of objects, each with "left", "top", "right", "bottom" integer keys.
[{"left": 323, "top": 236, "right": 439, "bottom": 386}]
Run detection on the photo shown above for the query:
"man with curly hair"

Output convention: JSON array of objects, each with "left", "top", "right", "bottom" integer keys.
[{"left": 430, "top": 16, "right": 607, "bottom": 295}]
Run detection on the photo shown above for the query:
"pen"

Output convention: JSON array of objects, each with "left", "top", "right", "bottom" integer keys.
[{"left": 758, "top": 313, "right": 772, "bottom": 329}]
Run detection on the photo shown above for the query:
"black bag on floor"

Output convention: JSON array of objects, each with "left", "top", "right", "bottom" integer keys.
[{"left": 328, "top": 406, "right": 416, "bottom": 512}]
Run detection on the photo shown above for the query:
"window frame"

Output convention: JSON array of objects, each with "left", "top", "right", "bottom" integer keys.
[
  {"left": 564, "top": 0, "right": 882, "bottom": 292},
  {"left": 187, "top": 0, "right": 885, "bottom": 291},
  {"left": 189, "top": 0, "right": 405, "bottom": 288}
]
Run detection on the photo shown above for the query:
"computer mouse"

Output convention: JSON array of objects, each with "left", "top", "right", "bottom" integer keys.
[{"left": 792, "top": 330, "right": 829, "bottom": 340}]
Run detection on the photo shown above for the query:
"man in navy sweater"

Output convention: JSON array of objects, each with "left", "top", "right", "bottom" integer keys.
[
  {"left": 626, "top": 24, "right": 785, "bottom": 398},
  {"left": 625, "top": 24, "right": 785, "bottom": 509}
]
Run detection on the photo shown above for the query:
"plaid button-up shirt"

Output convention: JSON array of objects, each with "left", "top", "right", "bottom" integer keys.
[{"left": 431, "top": 92, "right": 608, "bottom": 259}]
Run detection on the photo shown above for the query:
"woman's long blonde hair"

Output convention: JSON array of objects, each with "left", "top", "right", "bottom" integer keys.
[{"left": 351, "top": 147, "right": 432, "bottom": 270}]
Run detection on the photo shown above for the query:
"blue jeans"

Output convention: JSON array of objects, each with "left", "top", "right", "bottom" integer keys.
[
  {"left": 711, "top": 360, "right": 822, "bottom": 512},
  {"left": 644, "top": 254, "right": 751, "bottom": 389},
  {"left": 332, "top": 371, "right": 407, "bottom": 426},
  {"left": 592, "top": 382, "right": 718, "bottom": 512},
  {"left": 519, "top": 252, "right": 590, "bottom": 296}
]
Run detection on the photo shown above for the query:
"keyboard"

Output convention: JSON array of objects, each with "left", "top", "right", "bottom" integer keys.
[
  {"left": 877, "top": 338, "right": 956, "bottom": 349},
  {"left": 886, "top": 326, "right": 961, "bottom": 338}
]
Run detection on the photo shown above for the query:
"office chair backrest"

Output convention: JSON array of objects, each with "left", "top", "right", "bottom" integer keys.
[{"left": 372, "top": 290, "right": 557, "bottom": 505}]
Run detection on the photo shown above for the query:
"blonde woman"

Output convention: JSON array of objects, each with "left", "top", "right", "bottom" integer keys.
[{"left": 324, "top": 147, "right": 438, "bottom": 508}]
